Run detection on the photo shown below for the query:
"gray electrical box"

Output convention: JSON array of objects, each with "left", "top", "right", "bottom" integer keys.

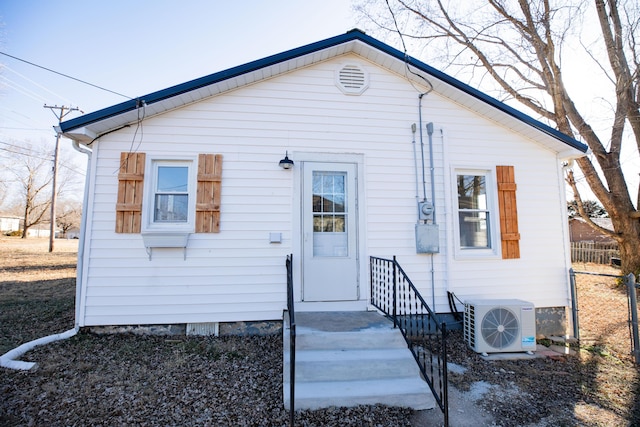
[{"left": 416, "top": 223, "right": 439, "bottom": 253}]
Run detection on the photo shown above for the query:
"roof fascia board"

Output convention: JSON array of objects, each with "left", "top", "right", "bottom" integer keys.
[
  {"left": 60, "top": 31, "right": 360, "bottom": 133},
  {"left": 60, "top": 29, "right": 587, "bottom": 154},
  {"left": 355, "top": 34, "right": 587, "bottom": 153}
]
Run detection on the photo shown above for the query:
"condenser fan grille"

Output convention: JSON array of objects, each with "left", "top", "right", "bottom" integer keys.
[{"left": 481, "top": 307, "right": 519, "bottom": 349}]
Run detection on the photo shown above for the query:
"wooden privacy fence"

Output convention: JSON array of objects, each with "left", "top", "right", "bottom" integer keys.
[{"left": 571, "top": 242, "right": 620, "bottom": 265}]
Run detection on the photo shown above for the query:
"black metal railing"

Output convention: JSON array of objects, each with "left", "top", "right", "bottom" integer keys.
[
  {"left": 370, "top": 256, "right": 449, "bottom": 427},
  {"left": 285, "top": 254, "right": 296, "bottom": 426}
]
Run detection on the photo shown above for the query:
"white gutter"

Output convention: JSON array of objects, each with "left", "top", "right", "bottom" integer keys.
[{"left": 0, "top": 328, "right": 79, "bottom": 370}]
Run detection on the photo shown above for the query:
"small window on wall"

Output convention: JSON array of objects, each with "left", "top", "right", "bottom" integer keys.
[
  {"left": 148, "top": 159, "right": 195, "bottom": 230},
  {"left": 455, "top": 170, "right": 496, "bottom": 255},
  {"left": 116, "top": 152, "right": 222, "bottom": 234},
  {"left": 154, "top": 164, "right": 189, "bottom": 223}
]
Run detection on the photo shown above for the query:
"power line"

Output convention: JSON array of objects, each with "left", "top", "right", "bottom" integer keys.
[
  {"left": 0, "top": 142, "right": 85, "bottom": 176},
  {"left": 3, "top": 63, "right": 76, "bottom": 105},
  {"left": 0, "top": 126, "right": 52, "bottom": 132},
  {"left": 0, "top": 51, "right": 133, "bottom": 100},
  {"left": 0, "top": 75, "right": 49, "bottom": 104}
]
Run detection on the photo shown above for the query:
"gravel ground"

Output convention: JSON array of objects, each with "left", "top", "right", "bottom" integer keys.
[
  {"left": 1, "top": 239, "right": 639, "bottom": 426},
  {"left": 2, "top": 328, "right": 638, "bottom": 427},
  {"left": 1, "top": 333, "right": 414, "bottom": 426}
]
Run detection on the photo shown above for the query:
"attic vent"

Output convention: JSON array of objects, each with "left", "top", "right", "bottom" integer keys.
[{"left": 336, "top": 64, "right": 369, "bottom": 95}]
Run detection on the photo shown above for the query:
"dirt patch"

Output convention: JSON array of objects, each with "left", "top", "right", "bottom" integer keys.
[
  {"left": 435, "top": 262, "right": 640, "bottom": 426},
  {"left": 1, "top": 237, "right": 639, "bottom": 426}
]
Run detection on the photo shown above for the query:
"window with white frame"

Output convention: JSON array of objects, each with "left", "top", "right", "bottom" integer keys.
[
  {"left": 147, "top": 159, "right": 195, "bottom": 230},
  {"left": 455, "top": 170, "right": 494, "bottom": 251},
  {"left": 116, "top": 152, "right": 222, "bottom": 236}
]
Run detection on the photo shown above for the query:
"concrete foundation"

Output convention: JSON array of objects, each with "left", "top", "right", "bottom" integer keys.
[{"left": 86, "top": 320, "right": 282, "bottom": 337}]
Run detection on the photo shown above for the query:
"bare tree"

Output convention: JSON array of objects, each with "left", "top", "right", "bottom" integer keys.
[
  {"left": 358, "top": 0, "right": 640, "bottom": 274},
  {"left": 3, "top": 141, "right": 77, "bottom": 238},
  {"left": 56, "top": 199, "right": 82, "bottom": 237},
  {"left": 5, "top": 143, "right": 53, "bottom": 238}
]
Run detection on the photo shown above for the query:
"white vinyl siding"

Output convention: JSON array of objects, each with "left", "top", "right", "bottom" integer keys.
[{"left": 78, "top": 54, "right": 572, "bottom": 326}]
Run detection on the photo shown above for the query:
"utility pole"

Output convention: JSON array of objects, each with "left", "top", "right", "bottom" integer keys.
[{"left": 44, "top": 104, "right": 82, "bottom": 252}]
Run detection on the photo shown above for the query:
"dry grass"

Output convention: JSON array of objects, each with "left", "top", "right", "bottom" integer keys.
[
  {"left": 0, "top": 237, "right": 78, "bottom": 354},
  {"left": 1, "top": 237, "right": 639, "bottom": 426}
]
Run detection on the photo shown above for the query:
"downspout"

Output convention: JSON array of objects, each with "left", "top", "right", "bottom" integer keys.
[
  {"left": 561, "top": 159, "right": 579, "bottom": 338},
  {"left": 0, "top": 137, "right": 91, "bottom": 371},
  {"left": 70, "top": 139, "right": 92, "bottom": 329}
]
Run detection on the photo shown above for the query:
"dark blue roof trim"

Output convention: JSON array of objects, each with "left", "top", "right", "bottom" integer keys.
[{"left": 60, "top": 29, "right": 587, "bottom": 153}]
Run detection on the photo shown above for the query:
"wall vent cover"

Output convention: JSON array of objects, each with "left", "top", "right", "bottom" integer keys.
[{"left": 336, "top": 64, "right": 369, "bottom": 95}]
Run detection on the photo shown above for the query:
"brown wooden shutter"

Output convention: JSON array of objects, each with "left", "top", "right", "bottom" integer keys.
[
  {"left": 196, "top": 154, "right": 222, "bottom": 233},
  {"left": 496, "top": 165, "right": 520, "bottom": 259},
  {"left": 115, "top": 152, "right": 145, "bottom": 233}
]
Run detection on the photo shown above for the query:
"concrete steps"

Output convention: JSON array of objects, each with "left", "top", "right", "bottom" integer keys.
[{"left": 283, "top": 311, "right": 435, "bottom": 411}]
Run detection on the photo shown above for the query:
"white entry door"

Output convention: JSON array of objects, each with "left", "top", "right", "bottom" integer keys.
[{"left": 302, "top": 162, "right": 359, "bottom": 302}]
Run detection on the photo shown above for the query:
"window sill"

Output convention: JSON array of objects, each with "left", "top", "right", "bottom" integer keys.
[
  {"left": 141, "top": 232, "right": 190, "bottom": 260},
  {"left": 453, "top": 249, "right": 500, "bottom": 261}
]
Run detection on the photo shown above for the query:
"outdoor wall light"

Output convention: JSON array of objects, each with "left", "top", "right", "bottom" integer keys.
[{"left": 279, "top": 151, "right": 294, "bottom": 170}]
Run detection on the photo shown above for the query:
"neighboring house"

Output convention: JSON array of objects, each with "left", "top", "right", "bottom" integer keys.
[
  {"left": 59, "top": 30, "right": 587, "bottom": 336},
  {"left": 26, "top": 225, "right": 52, "bottom": 238},
  {"left": 0, "top": 216, "right": 21, "bottom": 234},
  {"left": 569, "top": 217, "right": 616, "bottom": 243},
  {"left": 62, "top": 227, "right": 81, "bottom": 239}
]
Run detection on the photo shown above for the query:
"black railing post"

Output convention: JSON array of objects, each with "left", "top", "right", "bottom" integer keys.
[
  {"left": 285, "top": 254, "right": 296, "bottom": 426},
  {"left": 370, "top": 256, "right": 374, "bottom": 307},
  {"left": 392, "top": 255, "right": 398, "bottom": 329},
  {"left": 441, "top": 321, "right": 449, "bottom": 427}
]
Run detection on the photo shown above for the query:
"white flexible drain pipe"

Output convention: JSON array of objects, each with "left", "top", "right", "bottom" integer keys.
[{"left": 0, "top": 327, "right": 79, "bottom": 370}]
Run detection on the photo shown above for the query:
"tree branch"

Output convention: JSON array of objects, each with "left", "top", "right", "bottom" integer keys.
[{"left": 566, "top": 169, "right": 619, "bottom": 240}]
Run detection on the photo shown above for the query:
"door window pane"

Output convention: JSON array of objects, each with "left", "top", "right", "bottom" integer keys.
[{"left": 312, "top": 171, "right": 348, "bottom": 256}]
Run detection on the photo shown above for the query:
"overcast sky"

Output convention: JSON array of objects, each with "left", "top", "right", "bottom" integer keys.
[{"left": 0, "top": 1, "right": 357, "bottom": 146}]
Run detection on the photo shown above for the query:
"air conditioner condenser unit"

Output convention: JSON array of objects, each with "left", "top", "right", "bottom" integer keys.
[{"left": 464, "top": 299, "right": 537, "bottom": 355}]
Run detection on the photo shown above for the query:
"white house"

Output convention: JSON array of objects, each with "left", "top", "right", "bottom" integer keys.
[
  {"left": 59, "top": 30, "right": 587, "bottom": 337},
  {"left": 0, "top": 216, "right": 21, "bottom": 234}
]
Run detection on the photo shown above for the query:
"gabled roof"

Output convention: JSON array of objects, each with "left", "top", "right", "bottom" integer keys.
[{"left": 60, "top": 29, "right": 588, "bottom": 156}]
